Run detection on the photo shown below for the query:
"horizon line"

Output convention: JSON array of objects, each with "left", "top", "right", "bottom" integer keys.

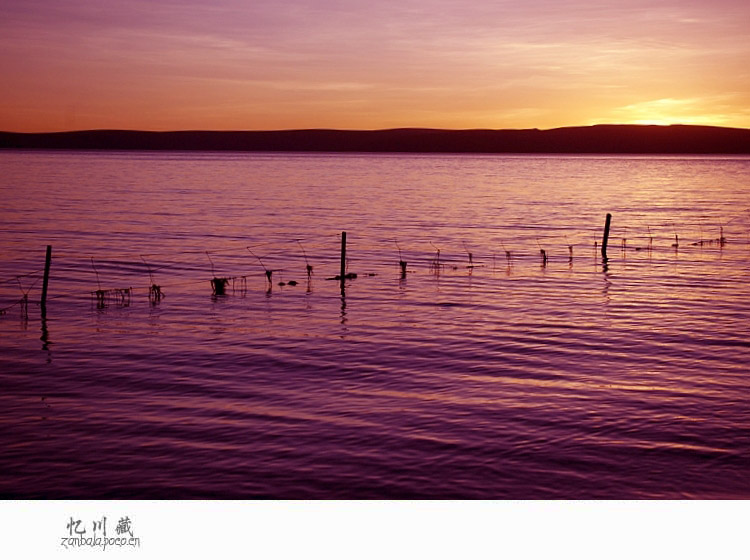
[{"left": 3, "top": 123, "right": 750, "bottom": 135}]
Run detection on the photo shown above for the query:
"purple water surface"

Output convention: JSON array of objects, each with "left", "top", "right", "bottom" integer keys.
[{"left": 1, "top": 151, "right": 749, "bottom": 498}]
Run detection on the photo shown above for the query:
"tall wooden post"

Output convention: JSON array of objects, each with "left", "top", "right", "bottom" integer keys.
[
  {"left": 601, "top": 214, "right": 612, "bottom": 261},
  {"left": 340, "top": 231, "right": 347, "bottom": 284},
  {"left": 40, "top": 245, "right": 52, "bottom": 318}
]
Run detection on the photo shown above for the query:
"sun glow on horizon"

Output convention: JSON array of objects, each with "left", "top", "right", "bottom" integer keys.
[
  {"left": 587, "top": 97, "right": 747, "bottom": 128},
  {"left": 630, "top": 120, "right": 672, "bottom": 126}
]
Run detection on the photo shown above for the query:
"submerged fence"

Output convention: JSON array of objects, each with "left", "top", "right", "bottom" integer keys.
[{"left": 1, "top": 212, "right": 747, "bottom": 318}]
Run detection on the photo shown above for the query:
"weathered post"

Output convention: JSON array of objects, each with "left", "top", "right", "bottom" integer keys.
[
  {"left": 340, "top": 231, "right": 347, "bottom": 285},
  {"left": 40, "top": 245, "right": 52, "bottom": 318},
  {"left": 601, "top": 213, "right": 612, "bottom": 261}
]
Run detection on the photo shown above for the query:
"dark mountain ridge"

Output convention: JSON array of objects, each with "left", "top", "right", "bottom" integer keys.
[{"left": 1, "top": 124, "right": 749, "bottom": 153}]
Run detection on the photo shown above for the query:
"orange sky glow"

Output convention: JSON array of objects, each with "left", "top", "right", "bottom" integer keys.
[{"left": 1, "top": 0, "right": 749, "bottom": 132}]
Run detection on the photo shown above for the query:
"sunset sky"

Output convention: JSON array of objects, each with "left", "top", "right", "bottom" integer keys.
[{"left": 1, "top": 0, "right": 749, "bottom": 132}]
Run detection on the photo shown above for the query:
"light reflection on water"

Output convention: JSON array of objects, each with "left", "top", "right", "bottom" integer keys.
[{"left": 0, "top": 151, "right": 749, "bottom": 498}]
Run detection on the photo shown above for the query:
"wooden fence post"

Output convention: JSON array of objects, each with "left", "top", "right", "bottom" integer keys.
[
  {"left": 340, "top": 231, "right": 347, "bottom": 285},
  {"left": 40, "top": 245, "right": 52, "bottom": 318},
  {"left": 601, "top": 214, "right": 612, "bottom": 261}
]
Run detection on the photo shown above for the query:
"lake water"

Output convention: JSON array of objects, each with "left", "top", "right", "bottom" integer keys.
[{"left": 1, "top": 151, "right": 749, "bottom": 498}]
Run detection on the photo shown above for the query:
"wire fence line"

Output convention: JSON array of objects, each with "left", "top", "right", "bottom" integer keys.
[{"left": 1, "top": 218, "right": 748, "bottom": 315}]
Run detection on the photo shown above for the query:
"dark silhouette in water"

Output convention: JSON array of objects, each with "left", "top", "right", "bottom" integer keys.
[
  {"left": 141, "top": 257, "right": 163, "bottom": 303},
  {"left": 206, "top": 251, "right": 229, "bottom": 295},
  {"left": 296, "top": 240, "right": 314, "bottom": 279},
  {"left": 395, "top": 241, "right": 407, "bottom": 279},
  {"left": 211, "top": 277, "right": 229, "bottom": 296},
  {"left": 601, "top": 213, "right": 612, "bottom": 262}
]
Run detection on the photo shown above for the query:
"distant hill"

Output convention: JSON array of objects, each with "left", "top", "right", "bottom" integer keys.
[{"left": 1, "top": 125, "right": 749, "bottom": 154}]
